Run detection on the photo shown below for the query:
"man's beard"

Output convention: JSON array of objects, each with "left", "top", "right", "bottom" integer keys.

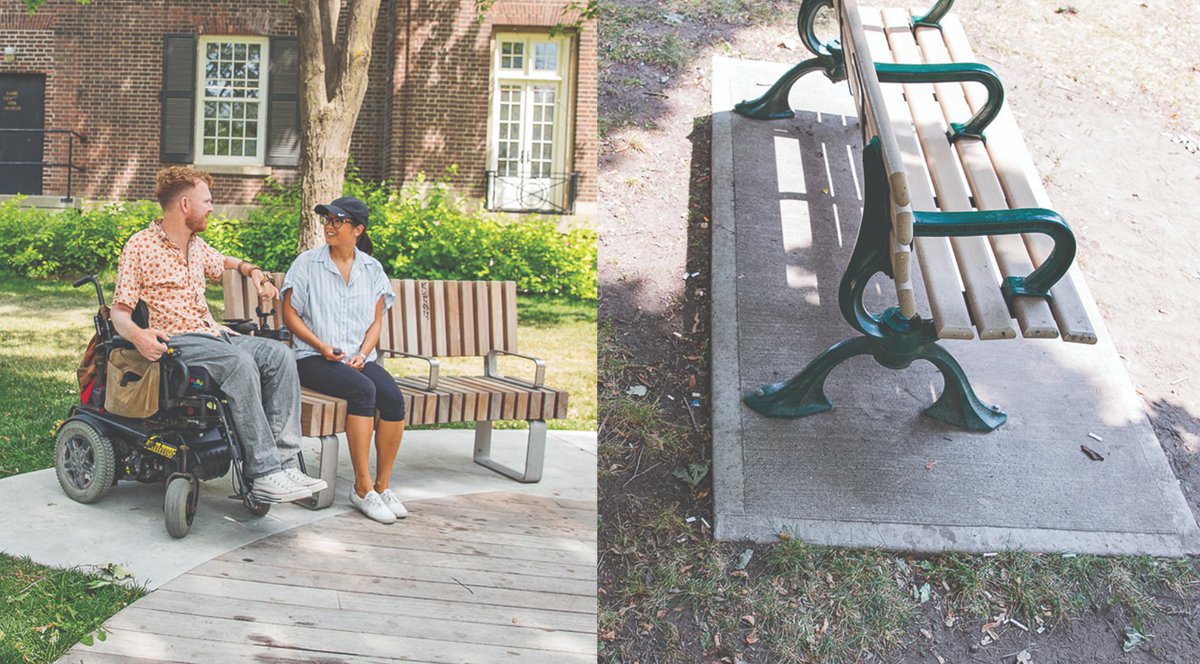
[{"left": 184, "top": 215, "right": 208, "bottom": 233}]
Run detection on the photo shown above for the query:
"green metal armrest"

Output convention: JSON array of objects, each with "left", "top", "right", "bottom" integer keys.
[
  {"left": 874, "top": 62, "right": 1003, "bottom": 142},
  {"left": 484, "top": 349, "right": 546, "bottom": 388},
  {"left": 912, "top": 208, "right": 1076, "bottom": 303},
  {"left": 378, "top": 349, "right": 440, "bottom": 391}
]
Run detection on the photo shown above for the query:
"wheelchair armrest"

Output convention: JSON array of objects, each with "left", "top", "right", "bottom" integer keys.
[{"left": 224, "top": 319, "right": 259, "bottom": 335}]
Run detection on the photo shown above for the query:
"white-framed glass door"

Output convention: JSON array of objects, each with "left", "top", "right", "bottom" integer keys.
[{"left": 490, "top": 33, "right": 573, "bottom": 212}]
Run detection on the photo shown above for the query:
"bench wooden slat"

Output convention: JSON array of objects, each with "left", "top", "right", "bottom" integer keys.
[
  {"left": 473, "top": 282, "right": 491, "bottom": 355},
  {"left": 488, "top": 282, "right": 504, "bottom": 352},
  {"left": 428, "top": 280, "right": 446, "bottom": 356},
  {"left": 458, "top": 281, "right": 476, "bottom": 357},
  {"left": 908, "top": 19, "right": 1061, "bottom": 339},
  {"left": 856, "top": 6, "right": 974, "bottom": 339},
  {"left": 444, "top": 280, "right": 463, "bottom": 356},
  {"left": 939, "top": 15, "right": 1097, "bottom": 344},
  {"left": 503, "top": 281, "right": 519, "bottom": 352},
  {"left": 842, "top": 3, "right": 916, "bottom": 317},
  {"left": 840, "top": 0, "right": 912, "bottom": 217},
  {"left": 876, "top": 9, "right": 1016, "bottom": 340}
]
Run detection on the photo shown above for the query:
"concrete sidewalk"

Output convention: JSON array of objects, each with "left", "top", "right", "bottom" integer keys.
[
  {"left": 710, "top": 56, "right": 1200, "bottom": 556},
  {"left": 0, "top": 429, "right": 596, "bottom": 588}
]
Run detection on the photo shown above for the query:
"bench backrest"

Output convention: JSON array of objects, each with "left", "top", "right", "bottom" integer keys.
[
  {"left": 221, "top": 270, "right": 519, "bottom": 358},
  {"left": 380, "top": 279, "right": 519, "bottom": 357},
  {"left": 835, "top": 0, "right": 917, "bottom": 318}
]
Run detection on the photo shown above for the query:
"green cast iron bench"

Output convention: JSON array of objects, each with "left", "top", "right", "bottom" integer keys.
[
  {"left": 223, "top": 271, "right": 570, "bottom": 509},
  {"left": 736, "top": 0, "right": 1096, "bottom": 431}
]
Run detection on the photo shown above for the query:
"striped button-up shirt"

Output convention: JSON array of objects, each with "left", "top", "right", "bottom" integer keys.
[{"left": 282, "top": 246, "right": 396, "bottom": 362}]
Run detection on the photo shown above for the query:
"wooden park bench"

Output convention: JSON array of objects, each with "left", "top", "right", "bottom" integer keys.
[
  {"left": 223, "top": 270, "right": 569, "bottom": 508},
  {"left": 735, "top": 0, "right": 1096, "bottom": 431}
]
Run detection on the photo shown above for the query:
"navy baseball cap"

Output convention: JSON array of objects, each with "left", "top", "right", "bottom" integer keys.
[{"left": 314, "top": 196, "right": 369, "bottom": 227}]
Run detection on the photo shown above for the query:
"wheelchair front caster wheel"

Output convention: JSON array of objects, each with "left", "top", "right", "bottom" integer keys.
[
  {"left": 245, "top": 499, "right": 271, "bottom": 517},
  {"left": 164, "top": 476, "right": 196, "bottom": 538}
]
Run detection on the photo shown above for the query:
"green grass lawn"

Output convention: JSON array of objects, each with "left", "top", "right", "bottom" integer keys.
[
  {"left": 0, "top": 275, "right": 595, "bottom": 662},
  {"left": 0, "top": 556, "right": 142, "bottom": 663}
]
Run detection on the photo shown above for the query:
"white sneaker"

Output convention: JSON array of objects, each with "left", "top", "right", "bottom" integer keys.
[
  {"left": 378, "top": 489, "right": 409, "bottom": 518},
  {"left": 350, "top": 489, "right": 396, "bottom": 524},
  {"left": 282, "top": 467, "right": 328, "bottom": 494},
  {"left": 251, "top": 470, "right": 312, "bottom": 503}
]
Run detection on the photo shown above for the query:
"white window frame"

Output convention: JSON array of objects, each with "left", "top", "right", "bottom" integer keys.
[
  {"left": 487, "top": 31, "right": 576, "bottom": 211},
  {"left": 193, "top": 36, "right": 270, "bottom": 166}
]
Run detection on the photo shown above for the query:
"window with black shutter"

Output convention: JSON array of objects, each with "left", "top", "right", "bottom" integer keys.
[
  {"left": 161, "top": 34, "right": 197, "bottom": 163},
  {"left": 266, "top": 36, "right": 300, "bottom": 167},
  {"left": 160, "top": 34, "right": 300, "bottom": 168}
]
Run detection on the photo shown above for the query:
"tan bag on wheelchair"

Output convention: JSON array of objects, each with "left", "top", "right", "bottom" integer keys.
[{"left": 105, "top": 348, "right": 161, "bottom": 418}]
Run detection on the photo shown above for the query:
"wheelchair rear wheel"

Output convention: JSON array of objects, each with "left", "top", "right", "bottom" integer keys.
[
  {"left": 55, "top": 420, "right": 116, "bottom": 504},
  {"left": 164, "top": 476, "right": 196, "bottom": 538}
]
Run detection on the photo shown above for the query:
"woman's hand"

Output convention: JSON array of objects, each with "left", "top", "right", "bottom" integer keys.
[
  {"left": 320, "top": 344, "right": 346, "bottom": 363},
  {"left": 346, "top": 351, "right": 367, "bottom": 371}
]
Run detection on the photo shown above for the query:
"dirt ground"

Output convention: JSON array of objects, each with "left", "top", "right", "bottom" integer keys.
[{"left": 598, "top": 0, "right": 1200, "bottom": 661}]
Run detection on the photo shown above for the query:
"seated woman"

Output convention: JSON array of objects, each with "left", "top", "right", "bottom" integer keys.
[{"left": 281, "top": 196, "right": 408, "bottom": 524}]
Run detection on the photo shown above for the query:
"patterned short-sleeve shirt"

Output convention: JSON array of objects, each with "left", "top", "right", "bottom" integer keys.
[{"left": 113, "top": 219, "right": 226, "bottom": 335}]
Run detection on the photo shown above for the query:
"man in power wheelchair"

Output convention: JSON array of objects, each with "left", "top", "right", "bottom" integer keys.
[{"left": 55, "top": 166, "right": 325, "bottom": 538}]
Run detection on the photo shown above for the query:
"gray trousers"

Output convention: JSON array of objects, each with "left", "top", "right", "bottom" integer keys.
[{"left": 171, "top": 333, "right": 302, "bottom": 478}]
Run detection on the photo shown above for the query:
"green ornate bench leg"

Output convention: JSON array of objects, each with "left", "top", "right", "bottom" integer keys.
[
  {"left": 735, "top": 0, "right": 846, "bottom": 120},
  {"left": 744, "top": 336, "right": 877, "bottom": 417},
  {"left": 917, "top": 343, "right": 1007, "bottom": 431},
  {"left": 736, "top": 58, "right": 837, "bottom": 120}
]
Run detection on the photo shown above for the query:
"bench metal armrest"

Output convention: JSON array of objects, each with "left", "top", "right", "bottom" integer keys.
[
  {"left": 378, "top": 349, "right": 440, "bottom": 391},
  {"left": 874, "top": 62, "right": 1003, "bottom": 141},
  {"left": 484, "top": 349, "right": 546, "bottom": 388},
  {"left": 912, "top": 208, "right": 1077, "bottom": 301}
]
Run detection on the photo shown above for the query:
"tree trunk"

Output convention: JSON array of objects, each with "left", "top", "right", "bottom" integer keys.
[{"left": 294, "top": 0, "right": 383, "bottom": 253}]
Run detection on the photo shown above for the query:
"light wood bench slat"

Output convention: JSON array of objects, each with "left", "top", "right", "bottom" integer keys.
[
  {"left": 841, "top": 1, "right": 912, "bottom": 219},
  {"left": 842, "top": 3, "right": 917, "bottom": 318},
  {"left": 939, "top": 15, "right": 1097, "bottom": 344},
  {"left": 854, "top": 5, "right": 974, "bottom": 339},
  {"left": 875, "top": 8, "right": 1016, "bottom": 340},
  {"left": 907, "top": 17, "right": 1061, "bottom": 339}
]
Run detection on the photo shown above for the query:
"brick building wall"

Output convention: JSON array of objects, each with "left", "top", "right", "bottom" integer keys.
[
  {"left": 0, "top": 0, "right": 596, "bottom": 213},
  {"left": 394, "top": 0, "right": 598, "bottom": 207}
]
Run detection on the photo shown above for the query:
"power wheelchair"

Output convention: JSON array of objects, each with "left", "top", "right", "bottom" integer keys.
[{"left": 55, "top": 275, "right": 296, "bottom": 538}]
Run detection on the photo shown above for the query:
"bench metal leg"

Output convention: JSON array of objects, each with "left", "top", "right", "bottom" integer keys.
[
  {"left": 735, "top": 57, "right": 832, "bottom": 120},
  {"left": 473, "top": 420, "right": 545, "bottom": 483},
  {"left": 744, "top": 336, "right": 876, "bottom": 418},
  {"left": 917, "top": 343, "right": 1007, "bottom": 432},
  {"left": 745, "top": 331, "right": 1006, "bottom": 432},
  {"left": 295, "top": 434, "right": 339, "bottom": 510},
  {"left": 735, "top": 0, "right": 847, "bottom": 120}
]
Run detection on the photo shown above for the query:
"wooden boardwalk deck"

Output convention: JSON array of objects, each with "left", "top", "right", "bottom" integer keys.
[{"left": 60, "top": 492, "right": 596, "bottom": 663}]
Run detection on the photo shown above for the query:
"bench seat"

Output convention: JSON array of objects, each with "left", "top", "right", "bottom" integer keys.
[{"left": 860, "top": 7, "right": 1095, "bottom": 344}]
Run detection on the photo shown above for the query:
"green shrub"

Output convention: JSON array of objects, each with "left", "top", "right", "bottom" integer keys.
[{"left": 0, "top": 172, "right": 596, "bottom": 300}]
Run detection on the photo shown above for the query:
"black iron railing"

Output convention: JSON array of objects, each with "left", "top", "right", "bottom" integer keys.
[
  {"left": 485, "top": 171, "right": 579, "bottom": 214},
  {"left": 0, "top": 128, "right": 88, "bottom": 202}
]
